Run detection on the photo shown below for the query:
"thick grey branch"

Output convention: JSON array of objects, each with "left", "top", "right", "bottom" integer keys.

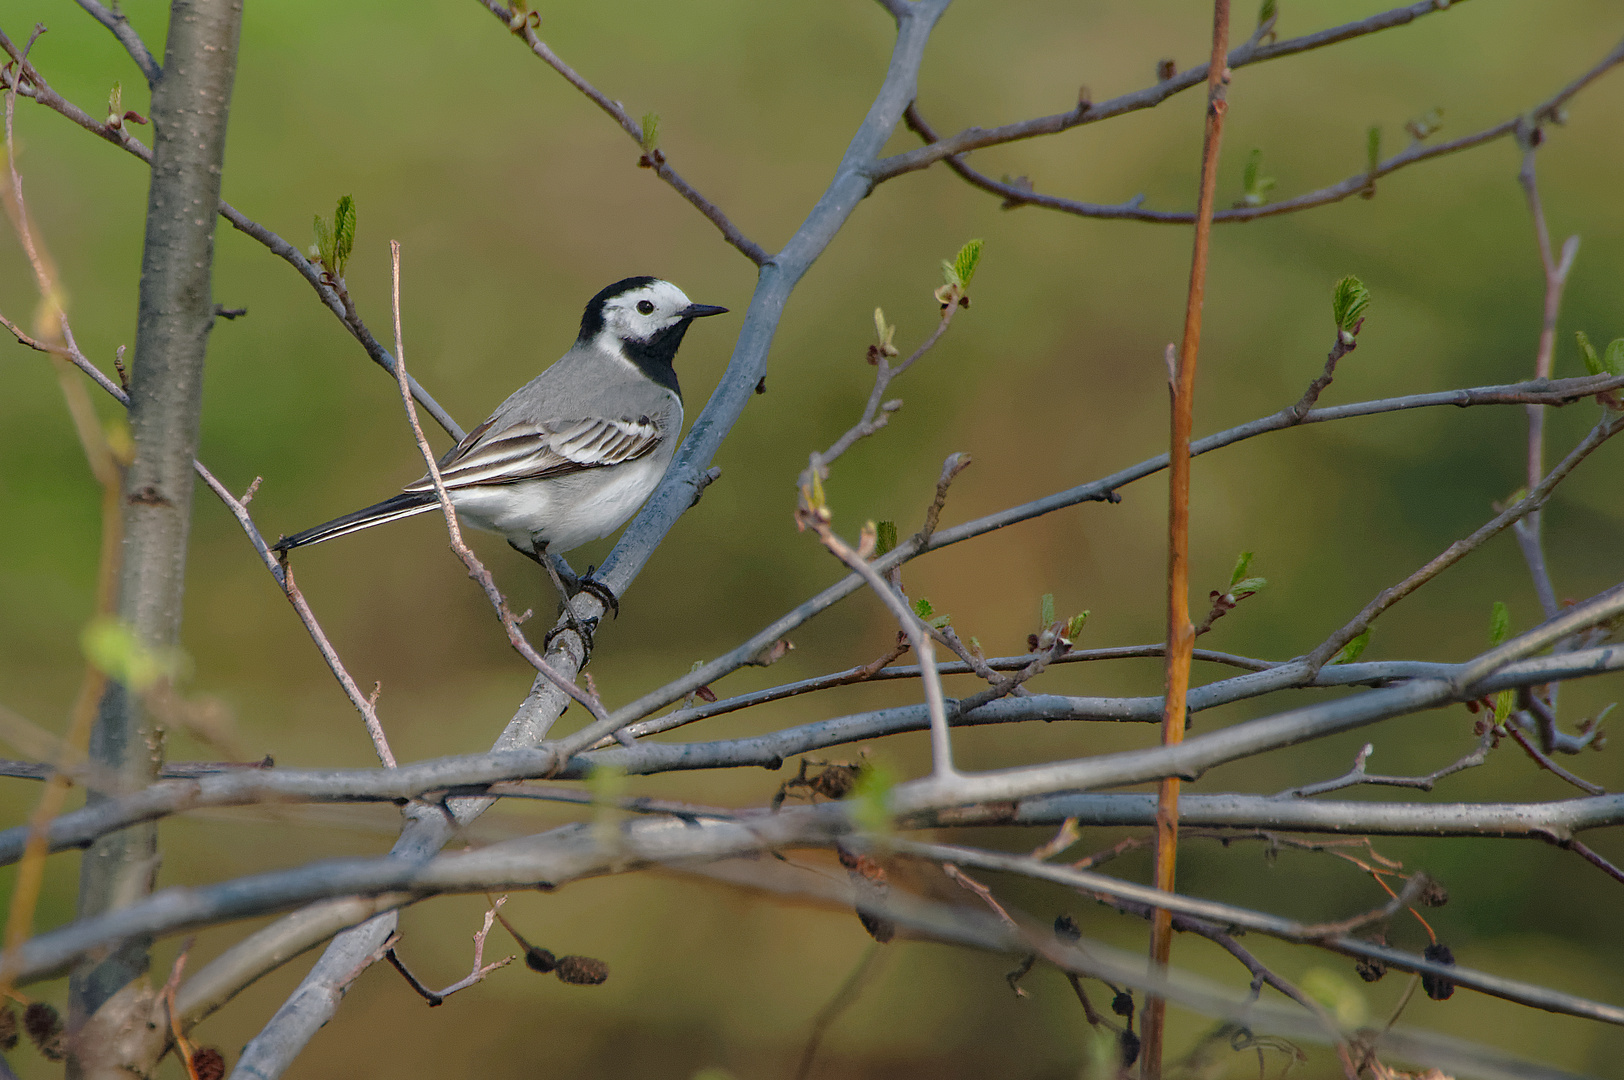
[
  {"left": 71, "top": 0, "right": 244, "bottom": 1024},
  {"left": 9, "top": 642, "right": 1622, "bottom": 868}
]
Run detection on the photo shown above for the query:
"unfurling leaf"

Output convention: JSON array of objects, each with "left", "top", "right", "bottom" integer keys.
[
  {"left": 1334, "top": 628, "right": 1371, "bottom": 665},
  {"left": 1064, "top": 610, "right": 1090, "bottom": 642},
  {"left": 951, "top": 238, "right": 983, "bottom": 289},
  {"left": 1040, "top": 593, "right": 1056, "bottom": 631},
  {"left": 1366, "top": 126, "right": 1382, "bottom": 173},
  {"left": 872, "top": 307, "right": 897, "bottom": 358},
  {"left": 1489, "top": 600, "right": 1511, "bottom": 647},
  {"left": 312, "top": 213, "right": 333, "bottom": 269},
  {"left": 1604, "top": 338, "right": 1624, "bottom": 377},
  {"left": 1257, "top": 0, "right": 1277, "bottom": 30},
  {"left": 333, "top": 195, "right": 356, "bottom": 275},
  {"left": 1238, "top": 149, "right": 1275, "bottom": 207},
  {"left": 875, "top": 520, "right": 898, "bottom": 558},
  {"left": 107, "top": 82, "right": 122, "bottom": 126},
  {"left": 1332, "top": 275, "right": 1371, "bottom": 333},
  {"left": 913, "top": 597, "right": 935, "bottom": 621},
  {"left": 639, "top": 112, "right": 659, "bottom": 155},
  {"left": 1229, "top": 551, "right": 1254, "bottom": 589},
  {"left": 1229, "top": 576, "right": 1267, "bottom": 600},
  {"left": 1577, "top": 330, "right": 1601, "bottom": 375}
]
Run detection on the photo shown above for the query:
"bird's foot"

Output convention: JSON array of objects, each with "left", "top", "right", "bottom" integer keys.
[
  {"left": 544, "top": 605, "right": 600, "bottom": 659},
  {"left": 577, "top": 571, "right": 620, "bottom": 619}
]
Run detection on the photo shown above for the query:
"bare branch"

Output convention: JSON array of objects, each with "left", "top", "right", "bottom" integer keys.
[
  {"left": 876, "top": 0, "right": 1474, "bottom": 181},
  {"left": 74, "top": 0, "right": 161, "bottom": 85},
  {"left": 473, "top": 0, "right": 768, "bottom": 265},
  {"left": 0, "top": 32, "right": 465, "bottom": 442},
  {"left": 1307, "top": 417, "right": 1623, "bottom": 670},
  {"left": 892, "top": 33, "right": 1624, "bottom": 226}
]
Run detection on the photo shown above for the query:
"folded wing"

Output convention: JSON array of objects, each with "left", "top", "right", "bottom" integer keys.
[{"left": 404, "top": 415, "right": 664, "bottom": 492}]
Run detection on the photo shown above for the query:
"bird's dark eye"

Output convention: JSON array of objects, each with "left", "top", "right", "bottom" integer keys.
[{"left": 636, "top": 300, "right": 655, "bottom": 315}]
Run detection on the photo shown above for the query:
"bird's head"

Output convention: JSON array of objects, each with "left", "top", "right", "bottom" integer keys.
[{"left": 579, "top": 277, "right": 728, "bottom": 357}]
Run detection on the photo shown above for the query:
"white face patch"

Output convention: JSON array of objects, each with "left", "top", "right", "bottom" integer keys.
[{"left": 597, "top": 280, "right": 695, "bottom": 344}]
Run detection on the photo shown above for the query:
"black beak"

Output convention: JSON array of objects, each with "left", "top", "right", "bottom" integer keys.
[{"left": 679, "top": 303, "right": 729, "bottom": 319}]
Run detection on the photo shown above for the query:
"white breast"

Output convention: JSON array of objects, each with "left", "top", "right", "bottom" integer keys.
[{"left": 448, "top": 452, "right": 672, "bottom": 554}]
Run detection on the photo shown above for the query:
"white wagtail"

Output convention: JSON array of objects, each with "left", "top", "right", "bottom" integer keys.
[{"left": 273, "top": 277, "right": 727, "bottom": 623}]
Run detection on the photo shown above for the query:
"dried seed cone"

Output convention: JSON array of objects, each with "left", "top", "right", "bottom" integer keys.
[
  {"left": 191, "top": 1046, "right": 227, "bottom": 1080},
  {"left": 525, "top": 946, "right": 558, "bottom": 973},
  {"left": 24, "top": 1001, "right": 64, "bottom": 1061},
  {"left": 554, "top": 955, "right": 609, "bottom": 985}
]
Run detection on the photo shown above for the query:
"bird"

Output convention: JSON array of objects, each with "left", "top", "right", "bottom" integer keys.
[{"left": 273, "top": 276, "right": 728, "bottom": 619}]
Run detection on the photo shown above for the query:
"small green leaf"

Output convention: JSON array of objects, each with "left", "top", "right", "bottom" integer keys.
[
  {"left": 874, "top": 520, "right": 898, "bottom": 558},
  {"left": 1039, "top": 593, "right": 1055, "bottom": 630},
  {"left": 1256, "top": 0, "right": 1277, "bottom": 29},
  {"left": 1334, "top": 628, "right": 1371, "bottom": 665},
  {"left": 807, "top": 468, "right": 827, "bottom": 515},
  {"left": 639, "top": 112, "right": 659, "bottom": 155},
  {"left": 1230, "top": 576, "right": 1268, "bottom": 599},
  {"left": 1229, "top": 551, "right": 1254, "bottom": 589},
  {"left": 1238, "top": 150, "right": 1275, "bottom": 207},
  {"left": 333, "top": 195, "right": 356, "bottom": 276},
  {"left": 108, "top": 81, "right": 122, "bottom": 118},
  {"left": 1492, "top": 688, "right": 1515, "bottom": 725},
  {"left": 312, "top": 213, "right": 333, "bottom": 269},
  {"left": 952, "top": 238, "right": 983, "bottom": 289},
  {"left": 913, "top": 597, "right": 935, "bottom": 621},
  {"left": 1332, "top": 275, "right": 1371, "bottom": 333},
  {"left": 1065, "top": 610, "right": 1090, "bottom": 641},
  {"left": 1366, "top": 126, "right": 1382, "bottom": 173},
  {"left": 82, "top": 616, "right": 186, "bottom": 692},
  {"left": 850, "top": 756, "right": 898, "bottom": 835},
  {"left": 928, "top": 614, "right": 952, "bottom": 629},
  {"left": 1604, "top": 338, "right": 1624, "bottom": 377},
  {"left": 1489, "top": 600, "right": 1511, "bottom": 648},
  {"left": 1576, "top": 330, "right": 1601, "bottom": 375}
]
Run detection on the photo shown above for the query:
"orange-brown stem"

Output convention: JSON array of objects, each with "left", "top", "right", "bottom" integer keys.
[{"left": 1142, "top": 2, "right": 1231, "bottom": 1075}]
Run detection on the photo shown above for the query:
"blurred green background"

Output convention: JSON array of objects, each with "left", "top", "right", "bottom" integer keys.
[{"left": 3, "top": 0, "right": 1624, "bottom": 1076}]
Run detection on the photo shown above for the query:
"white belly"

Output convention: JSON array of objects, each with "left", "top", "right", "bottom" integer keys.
[{"left": 448, "top": 454, "right": 670, "bottom": 554}]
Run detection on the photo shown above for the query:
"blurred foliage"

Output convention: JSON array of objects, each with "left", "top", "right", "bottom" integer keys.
[{"left": 2, "top": 1, "right": 1624, "bottom": 1077}]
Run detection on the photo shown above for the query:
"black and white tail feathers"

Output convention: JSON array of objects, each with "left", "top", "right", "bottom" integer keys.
[{"left": 270, "top": 492, "right": 440, "bottom": 552}]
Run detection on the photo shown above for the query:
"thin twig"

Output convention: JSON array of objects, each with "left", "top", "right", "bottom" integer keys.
[
  {"left": 1273, "top": 736, "right": 1495, "bottom": 798},
  {"left": 793, "top": 942, "right": 886, "bottom": 1080},
  {"left": 1146, "top": 4, "right": 1231, "bottom": 1071},
  {"left": 278, "top": 562, "right": 396, "bottom": 768},
  {"left": 474, "top": 0, "right": 767, "bottom": 265},
  {"left": 386, "top": 241, "right": 609, "bottom": 725},
  {"left": 797, "top": 514, "right": 956, "bottom": 778},
  {"left": 895, "top": 33, "right": 1624, "bottom": 225},
  {"left": 1306, "top": 415, "right": 1624, "bottom": 671},
  {"left": 1512, "top": 144, "right": 1581, "bottom": 623},
  {"left": 1563, "top": 838, "right": 1624, "bottom": 886},
  {"left": 384, "top": 899, "right": 514, "bottom": 1006},
  {"left": 1506, "top": 726, "right": 1605, "bottom": 796},
  {"left": 73, "top": 0, "right": 161, "bottom": 85},
  {"left": 0, "top": 31, "right": 465, "bottom": 442}
]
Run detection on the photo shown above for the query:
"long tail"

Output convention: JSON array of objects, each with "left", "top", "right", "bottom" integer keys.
[{"left": 271, "top": 492, "right": 440, "bottom": 551}]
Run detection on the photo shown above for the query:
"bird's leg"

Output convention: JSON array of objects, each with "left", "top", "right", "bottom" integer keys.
[{"left": 517, "top": 539, "right": 598, "bottom": 656}]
